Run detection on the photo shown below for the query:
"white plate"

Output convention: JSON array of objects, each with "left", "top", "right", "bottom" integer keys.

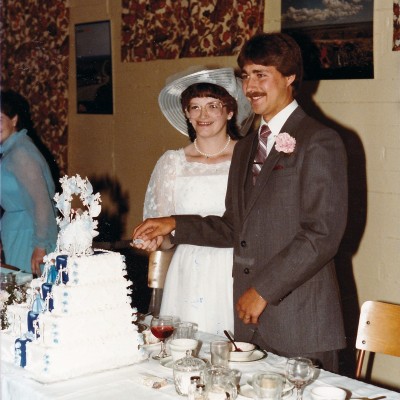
[
  {"left": 240, "top": 381, "right": 294, "bottom": 398},
  {"left": 159, "top": 356, "right": 174, "bottom": 369},
  {"left": 239, "top": 384, "right": 257, "bottom": 399},
  {"left": 229, "top": 349, "right": 267, "bottom": 363}
]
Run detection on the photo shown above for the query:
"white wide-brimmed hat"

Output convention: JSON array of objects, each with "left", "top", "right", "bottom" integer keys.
[{"left": 158, "top": 67, "right": 254, "bottom": 136}]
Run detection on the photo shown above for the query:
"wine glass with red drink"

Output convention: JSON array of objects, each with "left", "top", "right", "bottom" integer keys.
[{"left": 150, "top": 315, "right": 174, "bottom": 360}]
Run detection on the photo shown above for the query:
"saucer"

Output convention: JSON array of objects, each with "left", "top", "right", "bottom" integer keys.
[
  {"left": 240, "top": 381, "right": 294, "bottom": 398},
  {"left": 229, "top": 349, "right": 266, "bottom": 363},
  {"left": 160, "top": 356, "right": 208, "bottom": 369}
]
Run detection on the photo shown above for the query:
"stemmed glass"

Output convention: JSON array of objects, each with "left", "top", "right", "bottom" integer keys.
[
  {"left": 285, "top": 357, "right": 314, "bottom": 400},
  {"left": 150, "top": 315, "right": 174, "bottom": 360}
]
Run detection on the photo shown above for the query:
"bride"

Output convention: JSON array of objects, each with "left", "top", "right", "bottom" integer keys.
[{"left": 142, "top": 68, "right": 252, "bottom": 335}]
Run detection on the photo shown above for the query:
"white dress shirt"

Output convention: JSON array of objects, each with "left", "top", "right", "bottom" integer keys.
[{"left": 258, "top": 99, "right": 298, "bottom": 155}]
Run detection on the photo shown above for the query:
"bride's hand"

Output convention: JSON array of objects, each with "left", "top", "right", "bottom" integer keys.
[{"left": 131, "top": 235, "right": 164, "bottom": 252}]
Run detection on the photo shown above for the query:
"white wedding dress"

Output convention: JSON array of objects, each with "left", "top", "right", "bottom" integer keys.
[{"left": 144, "top": 149, "right": 234, "bottom": 336}]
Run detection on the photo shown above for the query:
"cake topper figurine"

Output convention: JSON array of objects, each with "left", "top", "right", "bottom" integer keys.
[
  {"left": 31, "top": 288, "right": 45, "bottom": 314},
  {"left": 46, "top": 263, "right": 58, "bottom": 285},
  {"left": 53, "top": 175, "right": 102, "bottom": 256}
]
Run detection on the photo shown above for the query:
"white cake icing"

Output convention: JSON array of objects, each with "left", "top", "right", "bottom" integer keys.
[
  {"left": 4, "top": 303, "right": 30, "bottom": 334},
  {"left": 32, "top": 252, "right": 134, "bottom": 314},
  {"left": 25, "top": 332, "right": 141, "bottom": 383},
  {"left": 0, "top": 175, "right": 147, "bottom": 383},
  {"left": 48, "top": 251, "right": 128, "bottom": 286},
  {"left": 38, "top": 306, "right": 134, "bottom": 347}
]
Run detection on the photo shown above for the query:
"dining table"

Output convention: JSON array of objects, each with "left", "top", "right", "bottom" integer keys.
[{"left": 1, "top": 330, "right": 399, "bottom": 400}]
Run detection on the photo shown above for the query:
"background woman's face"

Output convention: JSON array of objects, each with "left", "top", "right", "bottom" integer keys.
[
  {"left": 0, "top": 113, "right": 18, "bottom": 143},
  {"left": 0, "top": 113, "right": 17, "bottom": 144}
]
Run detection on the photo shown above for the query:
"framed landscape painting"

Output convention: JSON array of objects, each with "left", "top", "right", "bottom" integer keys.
[{"left": 281, "top": 0, "right": 374, "bottom": 80}]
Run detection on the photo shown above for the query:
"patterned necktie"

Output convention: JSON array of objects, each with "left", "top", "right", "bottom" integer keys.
[{"left": 252, "top": 124, "right": 271, "bottom": 184}]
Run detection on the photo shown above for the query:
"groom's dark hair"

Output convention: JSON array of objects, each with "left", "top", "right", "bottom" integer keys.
[{"left": 237, "top": 32, "right": 303, "bottom": 96}]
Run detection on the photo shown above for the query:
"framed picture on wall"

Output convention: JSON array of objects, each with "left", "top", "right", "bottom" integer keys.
[
  {"left": 281, "top": 0, "right": 374, "bottom": 80},
  {"left": 75, "top": 21, "right": 113, "bottom": 114}
]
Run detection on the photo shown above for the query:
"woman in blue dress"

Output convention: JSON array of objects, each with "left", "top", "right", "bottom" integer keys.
[{"left": 0, "top": 90, "right": 58, "bottom": 276}]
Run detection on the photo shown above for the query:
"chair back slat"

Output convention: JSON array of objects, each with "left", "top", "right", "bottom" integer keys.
[
  {"left": 356, "top": 301, "right": 400, "bottom": 356},
  {"left": 355, "top": 300, "right": 400, "bottom": 379}
]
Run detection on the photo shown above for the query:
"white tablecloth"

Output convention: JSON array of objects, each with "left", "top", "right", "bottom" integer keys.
[{"left": 1, "top": 332, "right": 399, "bottom": 400}]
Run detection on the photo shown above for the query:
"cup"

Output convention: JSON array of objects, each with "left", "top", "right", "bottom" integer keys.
[
  {"left": 204, "top": 365, "right": 237, "bottom": 399},
  {"left": 210, "top": 340, "right": 230, "bottom": 367},
  {"left": 310, "top": 386, "right": 347, "bottom": 400},
  {"left": 252, "top": 372, "right": 284, "bottom": 400},
  {"left": 173, "top": 321, "right": 198, "bottom": 339},
  {"left": 170, "top": 338, "right": 199, "bottom": 361}
]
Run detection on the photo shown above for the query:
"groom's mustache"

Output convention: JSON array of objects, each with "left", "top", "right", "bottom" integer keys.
[{"left": 246, "top": 91, "right": 266, "bottom": 99}]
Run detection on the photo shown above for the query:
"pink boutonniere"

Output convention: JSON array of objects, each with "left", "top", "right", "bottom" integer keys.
[{"left": 275, "top": 132, "right": 296, "bottom": 154}]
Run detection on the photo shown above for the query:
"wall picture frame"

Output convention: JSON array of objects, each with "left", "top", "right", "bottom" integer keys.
[
  {"left": 75, "top": 21, "right": 113, "bottom": 114},
  {"left": 281, "top": 1, "right": 374, "bottom": 80}
]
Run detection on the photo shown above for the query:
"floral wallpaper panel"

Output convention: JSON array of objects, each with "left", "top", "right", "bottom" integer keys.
[
  {"left": 0, "top": 0, "right": 69, "bottom": 175},
  {"left": 394, "top": 0, "right": 400, "bottom": 50},
  {"left": 121, "top": 0, "right": 265, "bottom": 62}
]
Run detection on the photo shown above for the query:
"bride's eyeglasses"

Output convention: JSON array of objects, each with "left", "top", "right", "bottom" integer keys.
[{"left": 187, "top": 101, "right": 226, "bottom": 118}]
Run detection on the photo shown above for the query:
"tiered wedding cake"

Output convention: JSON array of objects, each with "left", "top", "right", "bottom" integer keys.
[{"left": 1, "top": 175, "right": 146, "bottom": 383}]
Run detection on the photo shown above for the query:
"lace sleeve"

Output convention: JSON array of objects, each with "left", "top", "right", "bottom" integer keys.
[
  {"left": 11, "top": 144, "right": 57, "bottom": 250},
  {"left": 143, "top": 150, "right": 178, "bottom": 219}
]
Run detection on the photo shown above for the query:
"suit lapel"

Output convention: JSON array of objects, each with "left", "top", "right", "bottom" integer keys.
[
  {"left": 237, "top": 130, "right": 257, "bottom": 218},
  {"left": 243, "top": 106, "right": 306, "bottom": 219},
  {"left": 244, "top": 148, "right": 281, "bottom": 218}
]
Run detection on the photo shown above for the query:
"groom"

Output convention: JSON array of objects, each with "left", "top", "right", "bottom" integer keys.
[{"left": 133, "top": 32, "right": 348, "bottom": 373}]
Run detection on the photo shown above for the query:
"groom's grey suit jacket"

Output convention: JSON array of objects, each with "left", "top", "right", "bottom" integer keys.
[{"left": 173, "top": 106, "right": 347, "bottom": 354}]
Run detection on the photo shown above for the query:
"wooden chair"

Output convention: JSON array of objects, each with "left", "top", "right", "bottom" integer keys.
[{"left": 355, "top": 300, "right": 400, "bottom": 379}]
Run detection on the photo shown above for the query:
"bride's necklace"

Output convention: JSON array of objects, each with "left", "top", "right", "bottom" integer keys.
[{"left": 194, "top": 136, "right": 231, "bottom": 159}]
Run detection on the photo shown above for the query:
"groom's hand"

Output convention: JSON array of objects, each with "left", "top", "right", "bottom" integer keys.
[
  {"left": 132, "top": 217, "right": 177, "bottom": 251},
  {"left": 236, "top": 287, "right": 268, "bottom": 325}
]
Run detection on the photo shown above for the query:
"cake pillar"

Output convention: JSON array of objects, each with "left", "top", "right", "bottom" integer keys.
[
  {"left": 14, "top": 337, "right": 32, "bottom": 367},
  {"left": 42, "top": 283, "right": 54, "bottom": 311}
]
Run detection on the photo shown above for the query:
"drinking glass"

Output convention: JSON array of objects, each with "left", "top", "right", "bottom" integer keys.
[
  {"left": 204, "top": 365, "right": 238, "bottom": 399},
  {"left": 150, "top": 315, "right": 174, "bottom": 360},
  {"left": 173, "top": 321, "right": 198, "bottom": 339},
  {"left": 252, "top": 372, "right": 284, "bottom": 400},
  {"left": 210, "top": 340, "right": 230, "bottom": 367},
  {"left": 285, "top": 357, "right": 314, "bottom": 400}
]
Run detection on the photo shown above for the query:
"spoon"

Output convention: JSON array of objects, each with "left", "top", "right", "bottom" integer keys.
[
  {"left": 351, "top": 397, "right": 386, "bottom": 400},
  {"left": 223, "top": 330, "right": 242, "bottom": 352}
]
